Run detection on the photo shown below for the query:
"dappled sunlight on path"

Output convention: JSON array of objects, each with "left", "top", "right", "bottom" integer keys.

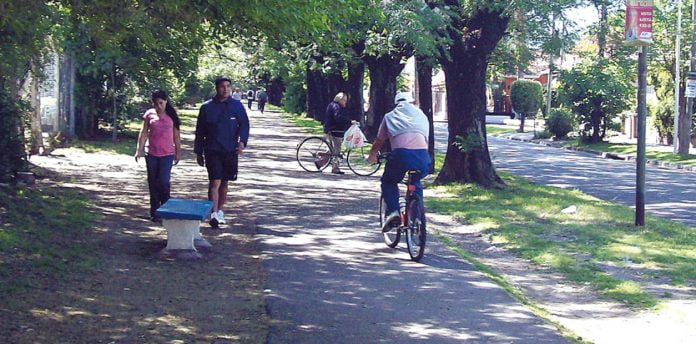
[{"left": 243, "top": 110, "right": 567, "bottom": 343}]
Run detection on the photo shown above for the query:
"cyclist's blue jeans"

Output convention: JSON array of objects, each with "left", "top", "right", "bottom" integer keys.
[{"left": 381, "top": 148, "right": 431, "bottom": 215}]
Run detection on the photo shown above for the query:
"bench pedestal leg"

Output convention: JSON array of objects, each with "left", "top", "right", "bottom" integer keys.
[
  {"left": 161, "top": 219, "right": 202, "bottom": 260},
  {"left": 194, "top": 228, "right": 212, "bottom": 250}
]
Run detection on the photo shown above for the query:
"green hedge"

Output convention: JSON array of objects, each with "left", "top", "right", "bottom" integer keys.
[{"left": 547, "top": 108, "right": 575, "bottom": 140}]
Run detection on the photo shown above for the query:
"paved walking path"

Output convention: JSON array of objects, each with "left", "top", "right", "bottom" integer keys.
[
  {"left": 239, "top": 110, "right": 567, "bottom": 343},
  {"left": 434, "top": 123, "right": 696, "bottom": 228}
]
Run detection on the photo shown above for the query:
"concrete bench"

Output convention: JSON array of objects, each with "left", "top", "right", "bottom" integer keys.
[{"left": 155, "top": 198, "right": 214, "bottom": 260}]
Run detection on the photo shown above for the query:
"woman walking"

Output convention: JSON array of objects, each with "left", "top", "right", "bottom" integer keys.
[{"left": 134, "top": 90, "right": 182, "bottom": 222}]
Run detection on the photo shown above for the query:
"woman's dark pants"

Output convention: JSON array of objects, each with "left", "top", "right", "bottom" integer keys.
[{"left": 145, "top": 155, "right": 174, "bottom": 219}]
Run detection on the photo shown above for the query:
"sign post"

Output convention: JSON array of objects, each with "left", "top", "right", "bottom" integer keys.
[{"left": 626, "top": 0, "right": 653, "bottom": 226}]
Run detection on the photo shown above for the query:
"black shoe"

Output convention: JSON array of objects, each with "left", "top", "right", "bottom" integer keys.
[
  {"left": 209, "top": 217, "right": 219, "bottom": 229},
  {"left": 331, "top": 170, "right": 345, "bottom": 175}
]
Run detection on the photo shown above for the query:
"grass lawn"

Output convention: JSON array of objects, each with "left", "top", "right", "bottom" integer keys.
[
  {"left": 486, "top": 125, "right": 517, "bottom": 135},
  {"left": 66, "top": 106, "right": 201, "bottom": 155},
  {"left": 427, "top": 172, "right": 696, "bottom": 309},
  {"left": 566, "top": 141, "right": 696, "bottom": 167},
  {"left": 66, "top": 120, "right": 141, "bottom": 155},
  {"left": 0, "top": 183, "right": 97, "bottom": 295},
  {"left": 274, "top": 107, "right": 325, "bottom": 136}
]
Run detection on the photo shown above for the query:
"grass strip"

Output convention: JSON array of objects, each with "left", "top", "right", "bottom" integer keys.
[
  {"left": 566, "top": 141, "right": 696, "bottom": 167},
  {"left": 435, "top": 232, "right": 591, "bottom": 344},
  {"left": 0, "top": 183, "right": 98, "bottom": 295},
  {"left": 486, "top": 125, "right": 518, "bottom": 135},
  {"left": 426, "top": 172, "right": 696, "bottom": 309}
]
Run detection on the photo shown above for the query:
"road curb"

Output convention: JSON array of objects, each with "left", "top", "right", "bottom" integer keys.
[{"left": 495, "top": 134, "right": 696, "bottom": 174}]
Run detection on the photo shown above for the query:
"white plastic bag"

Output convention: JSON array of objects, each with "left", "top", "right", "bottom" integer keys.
[{"left": 343, "top": 123, "right": 367, "bottom": 149}]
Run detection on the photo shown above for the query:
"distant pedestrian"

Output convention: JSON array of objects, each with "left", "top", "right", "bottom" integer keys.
[
  {"left": 134, "top": 90, "right": 182, "bottom": 222},
  {"left": 246, "top": 89, "right": 255, "bottom": 109},
  {"left": 257, "top": 89, "right": 268, "bottom": 113},
  {"left": 232, "top": 87, "right": 243, "bottom": 101},
  {"left": 322, "top": 92, "right": 352, "bottom": 174},
  {"left": 194, "top": 77, "right": 250, "bottom": 228}
]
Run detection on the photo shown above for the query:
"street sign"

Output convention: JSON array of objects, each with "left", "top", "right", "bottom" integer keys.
[
  {"left": 686, "top": 79, "right": 696, "bottom": 98},
  {"left": 625, "top": 0, "right": 654, "bottom": 45}
]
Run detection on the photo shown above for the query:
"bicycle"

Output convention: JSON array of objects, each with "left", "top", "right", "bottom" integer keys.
[
  {"left": 296, "top": 130, "right": 382, "bottom": 176},
  {"left": 378, "top": 154, "right": 427, "bottom": 261}
]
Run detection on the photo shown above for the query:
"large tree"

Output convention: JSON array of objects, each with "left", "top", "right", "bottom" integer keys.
[{"left": 431, "top": 0, "right": 578, "bottom": 187}]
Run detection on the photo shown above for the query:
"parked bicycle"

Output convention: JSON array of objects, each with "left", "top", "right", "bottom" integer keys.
[
  {"left": 296, "top": 130, "right": 382, "bottom": 176},
  {"left": 378, "top": 154, "right": 427, "bottom": 261}
]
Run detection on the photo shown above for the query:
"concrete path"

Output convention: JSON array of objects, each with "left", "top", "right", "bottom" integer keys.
[
  {"left": 434, "top": 123, "right": 696, "bottom": 228},
  {"left": 237, "top": 110, "right": 567, "bottom": 343}
]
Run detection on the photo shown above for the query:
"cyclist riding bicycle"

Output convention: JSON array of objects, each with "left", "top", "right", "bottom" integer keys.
[{"left": 368, "top": 91, "right": 431, "bottom": 232}]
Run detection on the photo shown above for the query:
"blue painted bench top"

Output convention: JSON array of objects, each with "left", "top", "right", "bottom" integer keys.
[{"left": 156, "top": 199, "right": 213, "bottom": 221}]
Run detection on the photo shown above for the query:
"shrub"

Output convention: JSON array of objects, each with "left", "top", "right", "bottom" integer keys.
[
  {"left": 547, "top": 108, "right": 574, "bottom": 140},
  {"left": 0, "top": 91, "right": 28, "bottom": 182},
  {"left": 282, "top": 79, "right": 306, "bottom": 115},
  {"left": 534, "top": 130, "right": 553, "bottom": 139},
  {"left": 557, "top": 59, "right": 633, "bottom": 143}
]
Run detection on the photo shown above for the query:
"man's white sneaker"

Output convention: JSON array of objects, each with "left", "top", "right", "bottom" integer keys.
[{"left": 217, "top": 210, "right": 226, "bottom": 224}]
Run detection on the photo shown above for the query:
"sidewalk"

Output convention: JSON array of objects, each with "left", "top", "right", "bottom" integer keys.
[{"left": 255, "top": 109, "right": 568, "bottom": 343}]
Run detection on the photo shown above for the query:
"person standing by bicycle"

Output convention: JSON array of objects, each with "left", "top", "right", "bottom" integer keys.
[
  {"left": 322, "top": 92, "right": 353, "bottom": 174},
  {"left": 367, "top": 91, "right": 431, "bottom": 231},
  {"left": 194, "top": 77, "right": 250, "bottom": 228}
]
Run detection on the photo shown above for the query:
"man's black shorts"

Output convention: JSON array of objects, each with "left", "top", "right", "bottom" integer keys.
[{"left": 205, "top": 150, "right": 238, "bottom": 181}]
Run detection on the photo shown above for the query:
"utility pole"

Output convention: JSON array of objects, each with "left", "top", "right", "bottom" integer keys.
[
  {"left": 636, "top": 46, "right": 648, "bottom": 226},
  {"left": 675, "top": 0, "right": 682, "bottom": 153},
  {"left": 681, "top": 0, "right": 696, "bottom": 157},
  {"left": 626, "top": 0, "right": 653, "bottom": 226}
]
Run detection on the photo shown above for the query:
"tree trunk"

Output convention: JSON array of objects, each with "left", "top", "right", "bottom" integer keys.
[
  {"left": 364, "top": 54, "right": 405, "bottom": 141},
  {"left": 345, "top": 59, "right": 365, "bottom": 125},
  {"left": 28, "top": 72, "right": 43, "bottom": 154},
  {"left": 306, "top": 66, "right": 323, "bottom": 120},
  {"left": 599, "top": 1, "right": 608, "bottom": 58},
  {"left": 111, "top": 67, "right": 118, "bottom": 142},
  {"left": 345, "top": 41, "right": 366, "bottom": 125},
  {"left": 306, "top": 58, "right": 346, "bottom": 123},
  {"left": 268, "top": 77, "right": 285, "bottom": 106},
  {"left": 435, "top": 5, "right": 507, "bottom": 187},
  {"left": 416, "top": 55, "right": 435, "bottom": 173},
  {"left": 519, "top": 113, "right": 526, "bottom": 133}
]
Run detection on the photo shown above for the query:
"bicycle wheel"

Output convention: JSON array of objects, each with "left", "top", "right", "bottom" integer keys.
[
  {"left": 405, "top": 197, "right": 426, "bottom": 261},
  {"left": 346, "top": 145, "right": 381, "bottom": 176},
  {"left": 380, "top": 195, "right": 400, "bottom": 248},
  {"left": 296, "top": 136, "right": 332, "bottom": 172}
]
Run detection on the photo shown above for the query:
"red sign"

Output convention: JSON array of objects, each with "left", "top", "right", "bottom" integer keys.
[{"left": 625, "top": 0, "right": 654, "bottom": 45}]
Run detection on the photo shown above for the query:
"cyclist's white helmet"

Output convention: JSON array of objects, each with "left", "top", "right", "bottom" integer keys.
[{"left": 394, "top": 91, "right": 414, "bottom": 104}]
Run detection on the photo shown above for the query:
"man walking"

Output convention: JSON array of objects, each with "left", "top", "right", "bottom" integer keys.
[
  {"left": 246, "top": 89, "right": 255, "bottom": 110},
  {"left": 194, "top": 77, "right": 250, "bottom": 228},
  {"left": 256, "top": 89, "right": 268, "bottom": 114}
]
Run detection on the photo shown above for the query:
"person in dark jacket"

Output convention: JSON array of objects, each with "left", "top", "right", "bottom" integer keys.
[
  {"left": 322, "top": 92, "right": 351, "bottom": 174},
  {"left": 256, "top": 89, "right": 268, "bottom": 113},
  {"left": 194, "top": 77, "right": 250, "bottom": 228}
]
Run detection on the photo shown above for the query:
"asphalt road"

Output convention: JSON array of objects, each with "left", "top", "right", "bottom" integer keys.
[
  {"left": 237, "top": 111, "right": 567, "bottom": 343},
  {"left": 434, "top": 122, "right": 696, "bottom": 228}
]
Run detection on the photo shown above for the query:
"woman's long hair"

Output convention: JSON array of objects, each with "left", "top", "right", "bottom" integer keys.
[{"left": 151, "top": 90, "right": 181, "bottom": 130}]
